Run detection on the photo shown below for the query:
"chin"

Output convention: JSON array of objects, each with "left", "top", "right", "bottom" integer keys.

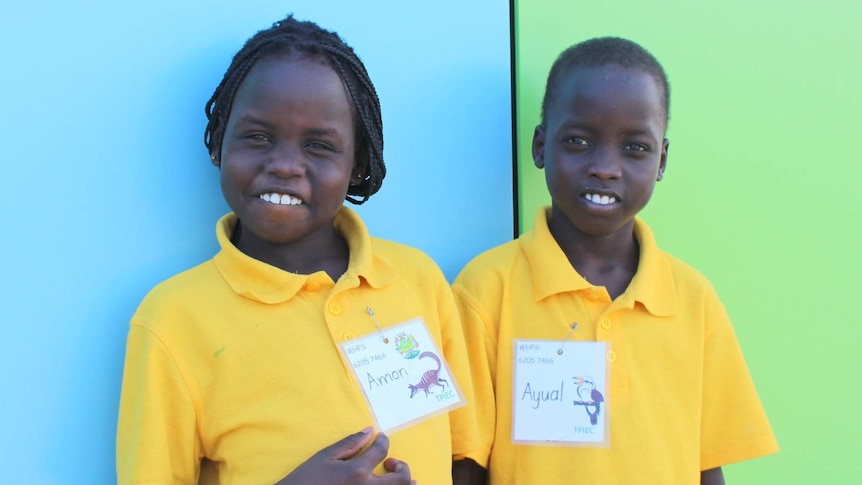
[{"left": 578, "top": 219, "right": 635, "bottom": 238}]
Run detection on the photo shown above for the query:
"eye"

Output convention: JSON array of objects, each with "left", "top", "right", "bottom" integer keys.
[
  {"left": 305, "top": 141, "right": 340, "bottom": 154},
  {"left": 245, "top": 133, "right": 272, "bottom": 144},
  {"left": 624, "top": 143, "right": 649, "bottom": 152},
  {"left": 564, "top": 136, "right": 589, "bottom": 146}
]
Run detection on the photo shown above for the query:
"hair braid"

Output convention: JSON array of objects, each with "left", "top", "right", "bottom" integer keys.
[{"left": 203, "top": 15, "right": 386, "bottom": 204}]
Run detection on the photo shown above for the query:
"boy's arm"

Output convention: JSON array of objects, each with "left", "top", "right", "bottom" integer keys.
[
  {"left": 453, "top": 457, "right": 487, "bottom": 485},
  {"left": 431, "top": 265, "right": 480, "bottom": 458},
  {"left": 701, "top": 467, "right": 725, "bottom": 485},
  {"left": 451, "top": 282, "right": 498, "bottom": 473},
  {"left": 700, "top": 286, "right": 778, "bottom": 468}
]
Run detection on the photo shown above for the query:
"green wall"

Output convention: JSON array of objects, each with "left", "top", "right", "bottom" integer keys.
[{"left": 515, "top": 0, "right": 862, "bottom": 482}]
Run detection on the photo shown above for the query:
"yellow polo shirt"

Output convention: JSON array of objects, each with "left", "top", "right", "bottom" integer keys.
[
  {"left": 118, "top": 207, "right": 477, "bottom": 485},
  {"left": 453, "top": 208, "right": 777, "bottom": 485}
]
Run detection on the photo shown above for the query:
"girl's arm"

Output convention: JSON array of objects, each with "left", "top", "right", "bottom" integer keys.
[
  {"left": 275, "top": 430, "right": 414, "bottom": 485},
  {"left": 117, "top": 324, "right": 202, "bottom": 484}
]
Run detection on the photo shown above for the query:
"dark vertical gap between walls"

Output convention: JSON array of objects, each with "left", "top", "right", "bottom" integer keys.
[{"left": 509, "top": 0, "right": 520, "bottom": 239}]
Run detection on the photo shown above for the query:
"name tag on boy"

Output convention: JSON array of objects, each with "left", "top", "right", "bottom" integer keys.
[
  {"left": 341, "top": 318, "right": 465, "bottom": 433},
  {"left": 512, "top": 339, "right": 609, "bottom": 447}
]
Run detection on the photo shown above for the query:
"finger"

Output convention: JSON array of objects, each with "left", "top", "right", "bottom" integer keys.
[
  {"left": 353, "top": 432, "right": 390, "bottom": 469},
  {"left": 376, "top": 457, "right": 414, "bottom": 485},
  {"left": 383, "top": 457, "right": 412, "bottom": 479},
  {"left": 321, "top": 426, "right": 376, "bottom": 461}
]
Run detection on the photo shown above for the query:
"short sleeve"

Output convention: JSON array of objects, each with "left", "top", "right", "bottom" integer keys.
[
  {"left": 700, "top": 289, "right": 779, "bottom": 469},
  {"left": 451, "top": 284, "right": 498, "bottom": 468},
  {"left": 117, "top": 323, "right": 203, "bottom": 485},
  {"left": 429, "top": 268, "right": 480, "bottom": 458}
]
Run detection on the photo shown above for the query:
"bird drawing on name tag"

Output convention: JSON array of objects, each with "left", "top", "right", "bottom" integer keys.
[{"left": 574, "top": 376, "right": 604, "bottom": 425}]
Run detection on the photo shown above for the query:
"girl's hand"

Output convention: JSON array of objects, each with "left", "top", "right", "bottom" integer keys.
[{"left": 275, "top": 428, "right": 416, "bottom": 485}]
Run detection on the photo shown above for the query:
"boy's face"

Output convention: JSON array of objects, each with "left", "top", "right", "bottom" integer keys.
[
  {"left": 216, "top": 53, "right": 357, "bottom": 250},
  {"left": 533, "top": 64, "right": 668, "bottom": 240}
]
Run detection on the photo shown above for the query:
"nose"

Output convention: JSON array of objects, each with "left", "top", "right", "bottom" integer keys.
[
  {"left": 266, "top": 146, "right": 305, "bottom": 178},
  {"left": 587, "top": 147, "right": 622, "bottom": 180}
]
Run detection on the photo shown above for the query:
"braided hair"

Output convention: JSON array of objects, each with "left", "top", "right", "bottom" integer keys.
[
  {"left": 204, "top": 15, "right": 385, "bottom": 204},
  {"left": 541, "top": 37, "right": 670, "bottom": 128}
]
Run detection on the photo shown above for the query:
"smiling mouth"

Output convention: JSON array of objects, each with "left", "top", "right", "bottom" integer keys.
[
  {"left": 260, "top": 193, "right": 303, "bottom": 206},
  {"left": 584, "top": 193, "right": 618, "bottom": 205}
]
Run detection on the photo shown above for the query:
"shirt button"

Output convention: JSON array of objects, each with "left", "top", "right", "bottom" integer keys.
[
  {"left": 328, "top": 303, "right": 342, "bottom": 315},
  {"left": 343, "top": 332, "right": 355, "bottom": 341},
  {"left": 601, "top": 319, "right": 611, "bottom": 330},
  {"left": 607, "top": 350, "right": 618, "bottom": 363},
  {"left": 306, "top": 281, "right": 321, "bottom": 292}
]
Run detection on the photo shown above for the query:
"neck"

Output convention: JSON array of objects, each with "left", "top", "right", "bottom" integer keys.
[
  {"left": 233, "top": 221, "right": 350, "bottom": 281},
  {"left": 547, "top": 213, "right": 639, "bottom": 299}
]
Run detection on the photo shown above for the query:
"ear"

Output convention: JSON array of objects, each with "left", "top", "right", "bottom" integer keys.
[
  {"left": 210, "top": 152, "right": 220, "bottom": 168},
  {"left": 349, "top": 158, "right": 366, "bottom": 187},
  {"left": 532, "top": 125, "right": 547, "bottom": 169},
  {"left": 657, "top": 138, "right": 669, "bottom": 181}
]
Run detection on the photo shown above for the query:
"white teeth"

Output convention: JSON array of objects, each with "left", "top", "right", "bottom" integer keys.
[
  {"left": 585, "top": 193, "right": 617, "bottom": 205},
  {"left": 259, "top": 193, "right": 302, "bottom": 206}
]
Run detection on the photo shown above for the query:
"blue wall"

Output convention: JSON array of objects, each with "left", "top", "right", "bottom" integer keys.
[{"left": 0, "top": 1, "right": 513, "bottom": 482}]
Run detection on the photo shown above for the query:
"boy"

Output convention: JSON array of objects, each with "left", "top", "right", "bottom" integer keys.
[{"left": 451, "top": 37, "right": 778, "bottom": 484}]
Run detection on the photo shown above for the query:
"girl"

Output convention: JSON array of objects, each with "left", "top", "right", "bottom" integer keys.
[{"left": 118, "top": 15, "right": 475, "bottom": 485}]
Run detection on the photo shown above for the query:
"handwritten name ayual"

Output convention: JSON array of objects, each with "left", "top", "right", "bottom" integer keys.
[{"left": 521, "top": 381, "right": 564, "bottom": 409}]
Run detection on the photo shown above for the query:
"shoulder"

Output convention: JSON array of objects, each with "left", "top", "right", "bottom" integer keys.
[
  {"left": 368, "top": 237, "right": 450, "bottom": 291},
  {"left": 462, "top": 238, "right": 522, "bottom": 275},
  {"left": 636, "top": 219, "right": 717, "bottom": 299},
  {"left": 652, "top": 249, "right": 728, "bottom": 324},
  {"left": 132, "top": 260, "right": 220, "bottom": 328},
  {"left": 662, "top": 251, "right": 715, "bottom": 292},
  {"left": 370, "top": 237, "right": 439, "bottom": 269},
  {"left": 452, "top": 238, "right": 522, "bottom": 309}
]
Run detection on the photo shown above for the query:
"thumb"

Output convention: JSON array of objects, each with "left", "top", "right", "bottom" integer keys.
[
  {"left": 321, "top": 426, "right": 376, "bottom": 461},
  {"left": 382, "top": 456, "right": 413, "bottom": 481}
]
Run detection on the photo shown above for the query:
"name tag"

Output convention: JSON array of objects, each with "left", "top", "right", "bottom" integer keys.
[
  {"left": 341, "top": 317, "right": 465, "bottom": 433},
  {"left": 512, "top": 339, "right": 609, "bottom": 447}
]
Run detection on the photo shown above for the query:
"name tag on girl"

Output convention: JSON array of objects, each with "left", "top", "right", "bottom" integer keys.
[
  {"left": 512, "top": 339, "right": 609, "bottom": 447},
  {"left": 341, "top": 318, "right": 465, "bottom": 433}
]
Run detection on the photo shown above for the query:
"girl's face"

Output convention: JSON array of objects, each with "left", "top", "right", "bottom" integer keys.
[{"left": 216, "top": 53, "right": 357, "bottom": 253}]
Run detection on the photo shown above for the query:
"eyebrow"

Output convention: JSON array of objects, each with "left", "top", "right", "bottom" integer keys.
[
  {"left": 234, "top": 116, "right": 345, "bottom": 141},
  {"left": 305, "top": 128, "right": 343, "bottom": 140},
  {"left": 234, "top": 115, "right": 273, "bottom": 129},
  {"left": 619, "top": 128, "right": 659, "bottom": 139},
  {"left": 558, "top": 120, "right": 597, "bottom": 133},
  {"left": 566, "top": 118, "right": 658, "bottom": 136}
]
